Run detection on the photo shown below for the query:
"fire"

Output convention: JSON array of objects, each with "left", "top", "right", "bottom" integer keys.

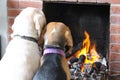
[
  {"left": 74, "top": 31, "right": 100, "bottom": 72},
  {"left": 74, "top": 31, "right": 90, "bottom": 58}
]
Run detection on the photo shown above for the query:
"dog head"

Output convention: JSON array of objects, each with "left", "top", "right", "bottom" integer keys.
[
  {"left": 44, "top": 22, "right": 73, "bottom": 54},
  {"left": 11, "top": 7, "right": 46, "bottom": 41}
]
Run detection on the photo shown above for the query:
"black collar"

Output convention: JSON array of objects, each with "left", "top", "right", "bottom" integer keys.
[
  {"left": 13, "top": 35, "right": 38, "bottom": 43},
  {"left": 44, "top": 45, "right": 64, "bottom": 50}
]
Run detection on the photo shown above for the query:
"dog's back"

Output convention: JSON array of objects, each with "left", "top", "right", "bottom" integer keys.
[
  {"left": 0, "top": 7, "right": 46, "bottom": 80},
  {"left": 0, "top": 39, "right": 40, "bottom": 80},
  {"left": 34, "top": 54, "right": 67, "bottom": 80},
  {"left": 33, "top": 22, "right": 73, "bottom": 80}
]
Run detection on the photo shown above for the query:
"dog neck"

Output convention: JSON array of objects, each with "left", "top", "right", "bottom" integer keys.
[
  {"left": 43, "top": 48, "right": 65, "bottom": 56},
  {"left": 44, "top": 45, "right": 64, "bottom": 50},
  {"left": 13, "top": 35, "right": 38, "bottom": 43}
]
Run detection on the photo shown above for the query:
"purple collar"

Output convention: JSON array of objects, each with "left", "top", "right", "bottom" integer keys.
[{"left": 43, "top": 48, "right": 65, "bottom": 56}]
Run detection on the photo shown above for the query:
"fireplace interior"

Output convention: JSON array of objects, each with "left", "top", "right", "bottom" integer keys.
[
  {"left": 43, "top": 1, "right": 110, "bottom": 79},
  {"left": 43, "top": 1, "right": 110, "bottom": 58}
]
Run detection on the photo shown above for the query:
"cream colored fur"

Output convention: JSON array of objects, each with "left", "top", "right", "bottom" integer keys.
[{"left": 0, "top": 7, "right": 46, "bottom": 80}]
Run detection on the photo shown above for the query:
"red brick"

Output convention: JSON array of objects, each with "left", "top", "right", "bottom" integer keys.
[
  {"left": 110, "top": 35, "right": 120, "bottom": 43},
  {"left": 8, "top": 35, "right": 12, "bottom": 42},
  {"left": 110, "top": 16, "right": 120, "bottom": 24},
  {"left": 45, "top": 0, "right": 77, "bottom": 1},
  {"left": 111, "top": 6, "right": 120, "bottom": 14},
  {"left": 8, "top": 9, "right": 21, "bottom": 17},
  {"left": 19, "top": 1, "right": 42, "bottom": 9},
  {"left": 108, "top": 75, "right": 120, "bottom": 80},
  {"left": 8, "top": 18, "right": 15, "bottom": 27},
  {"left": 110, "top": 0, "right": 120, "bottom": 4},
  {"left": 97, "top": 0, "right": 110, "bottom": 3},
  {"left": 7, "top": 27, "right": 13, "bottom": 42},
  {"left": 110, "top": 25, "right": 120, "bottom": 34},
  {"left": 78, "top": 0, "right": 96, "bottom": 2},
  {"left": 109, "top": 62, "right": 120, "bottom": 71},
  {"left": 109, "top": 53, "right": 120, "bottom": 61},
  {"left": 109, "top": 61, "right": 120, "bottom": 78},
  {"left": 64, "top": 0, "right": 77, "bottom": 1},
  {"left": 110, "top": 44, "right": 120, "bottom": 52},
  {"left": 8, "top": 27, "right": 13, "bottom": 35},
  {"left": 7, "top": 0, "right": 19, "bottom": 8},
  {"left": 9, "top": 0, "right": 19, "bottom": 1}
]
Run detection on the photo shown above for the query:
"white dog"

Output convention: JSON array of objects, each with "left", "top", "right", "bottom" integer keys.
[{"left": 0, "top": 7, "right": 46, "bottom": 80}]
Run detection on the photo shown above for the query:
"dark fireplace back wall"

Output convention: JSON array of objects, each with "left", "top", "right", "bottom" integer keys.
[{"left": 43, "top": 1, "right": 110, "bottom": 57}]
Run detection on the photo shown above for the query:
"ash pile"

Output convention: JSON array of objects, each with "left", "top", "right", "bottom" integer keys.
[
  {"left": 68, "top": 55, "right": 108, "bottom": 80},
  {"left": 66, "top": 31, "right": 109, "bottom": 80}
]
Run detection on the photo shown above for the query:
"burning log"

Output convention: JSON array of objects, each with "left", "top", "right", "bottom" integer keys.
[
  {"left": 66, "top": 42, "right": 82, "bottom": 59},
  {"left": 69, "top": 57, "right": 79, "bottom": 64},
  {"left": 68, "top": 55, "right": 86, "bottom": 69},
  {"left": 68, "top": 57, "right": 78, "bottom": 68},
  {"left": 89, "top": 62, "right": 102, "bottom": 75},
  {"left": 78, "top": 55, "right": 86, "bottom": 64}
]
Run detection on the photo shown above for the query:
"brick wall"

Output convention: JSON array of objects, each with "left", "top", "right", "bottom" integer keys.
[
  {"left": 7, "top": 0, "right": 120, "bottom": 79},
  {"left": 109, "top": 0, "right": 120, "bottom": 79}
]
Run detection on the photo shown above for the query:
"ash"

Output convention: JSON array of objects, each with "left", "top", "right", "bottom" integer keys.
[{"left": 68, "top": 57, "right": 108, "bottom": 80}]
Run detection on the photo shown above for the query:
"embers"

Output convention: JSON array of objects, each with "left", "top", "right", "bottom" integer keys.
[
  {"left": 67, "top": 31, "right": 108, "bottom": 80},
  {"left": 68, "top": 56, "right": 108, "bottom": 80}
]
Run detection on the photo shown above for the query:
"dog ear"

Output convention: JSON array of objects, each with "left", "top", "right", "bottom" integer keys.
[
  {"left": 65, "top": 28, "right": 73, "bottom": 54},
  {"left": 33, "top": 10, "right": 46, "bottom": 37},
  {"left": 33, "top": 10, "right": 46, "bottom": 53},
  {"left": 38, "top": 25, "right": 46, "bottom": 49},
  {"left": 10, "top": 16, "right": 18, "bottom": 38},
  {"left": 34, "top": 15, "right": 42, "bottom": 36}
]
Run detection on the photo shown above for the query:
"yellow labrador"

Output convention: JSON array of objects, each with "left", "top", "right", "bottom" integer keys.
[
  {"left": 0, "top": 7, "right": 46, "bottom": 80},
  {"left": 33, "top": 22, "right": 73, "bottom": 80}
]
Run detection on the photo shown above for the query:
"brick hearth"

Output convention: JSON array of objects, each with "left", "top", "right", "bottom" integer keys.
[{"left": 7, "top": 0, "right": 120, "bottom": 79}]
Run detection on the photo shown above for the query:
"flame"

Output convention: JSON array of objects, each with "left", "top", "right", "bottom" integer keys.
[
  {"left": 89, "top": 43, "right": 100, "bottom": 63},
  {"left": 74, "top": 31, "right": 100, "bottom": 72},
  {"left": 74, "top": 31, "right": 90, "bottom": 58}
]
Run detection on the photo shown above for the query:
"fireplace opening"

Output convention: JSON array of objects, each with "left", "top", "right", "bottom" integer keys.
[
  {"left": 43, "top": 1, "right": 110, "bottom": 58},
  {"left": 43, "top": 1, "right": 110, "bottom": 79}
]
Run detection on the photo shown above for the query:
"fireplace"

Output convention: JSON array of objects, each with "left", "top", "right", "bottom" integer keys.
[
  {"left": 43, "top": 1, "right": 110, "bottom": 59},
  {"left": 7, "top": 0, "right": 120, "bottom": 79},
  {"left": 43, "top": 1, "right": 110, "bottom": 79}
]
